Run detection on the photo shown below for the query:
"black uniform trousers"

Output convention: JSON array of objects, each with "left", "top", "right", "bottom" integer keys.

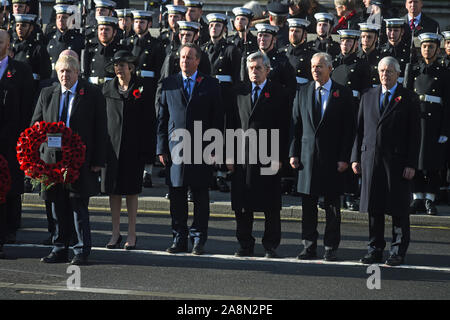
[
  {"left": 169, "top": 186, "right": 210, "bottom": 246},
  {"left": 368, "top": 161, "right": 410, "bottom": 257},
  {"left": 412, "top": 169, "right": 441, "bottom": 195},
  {"left": 48, "top": 185, "right": 91, "bottom": 257},
  {"left": 301, "top": 194, "right": 341, "bottom": 251},
  {"left": 234, "top": 209, "right": 281, "bottom": 251},
  {"left": 0, "top": 203, "right": 6, "bottom": 245}
]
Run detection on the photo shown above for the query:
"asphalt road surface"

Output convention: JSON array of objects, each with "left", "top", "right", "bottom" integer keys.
[{"left": 1, "top": 206, "right": 449, "bottom": 302}]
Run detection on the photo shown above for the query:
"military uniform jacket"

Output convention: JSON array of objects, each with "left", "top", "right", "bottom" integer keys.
[
  {"left": 380, "top": 40, "right": 412, "bottom": 81},
  {"left": 307, "top": 37, "right": 341, "bottom": 59},
  {"left": 440, "top": 55, "right": 449, "bottom": 70},
  {"left": 227, "top": 32, "right": 258, "bottom": 58},
  {"left": 357, "top": 48, "right": 382, "bottom": 87},
  {"left": 47, "top": 29, "right": 85, "bottom": 78},
  {"left": 202, "top": 38, "right": 241, "bottom": 85},
  {"left": 159, "top": 29, "right": 181, "bottom": 55},
  {"left": 405, "top": 61, "right": 450, "bottom": 170},
  {"left": 332, "top": 52, "right": 371, "bottom": 103},
  {"left": 12, "top": 36, "right": 52, "bottom": 82},
  {"left": 127, "top": 32, "right": 164, "bottom": 103},
  {"left": 282, "top": 42, "right": 314, "bottom": 86},
  {"left": 83, "top": 39, "right": 126, "bottom": 82},
  {"left": 275, "top": 24, "right": 289, "bottom": 50}
]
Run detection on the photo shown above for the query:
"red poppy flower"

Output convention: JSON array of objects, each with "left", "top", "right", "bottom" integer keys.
[
  {"left": 6, "top": 71, "right": 12, "bottom": 78},
  {"left": 395, "top": 96, "right": 402, "bottom": 103},
  {"left": 133, "top": 89, "right": 142, "bottom": 99},
  {"left": 196, "top": 76, "right": 203, "bottom": 84},
  {"left": 79, "top": 88, "right": 85, "bottom": 96},
  {"left": 333, "top": 91, "right": 339, "bottom": 98},
  {"left": 264, "top": 92, "right": 270, "bottom": 98}
]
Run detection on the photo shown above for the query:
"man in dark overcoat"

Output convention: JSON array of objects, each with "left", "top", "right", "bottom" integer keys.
[
  {"left": 156, "top": 43, "right": 224, "bottom": 255},
  {"left": 32, "top": 54, "right": 108, "bottom": 265},
  {"left": 0, "top": 29, "right": 34, "bottom": 256},
  {"left": 351, "top": 56, "right": 420, "bottom": 266},
  {"left": 228, "top": 51, "right": 290, "bottom": 259},
  {"left": 289, "top": 52, "right": 356, "bottom": 261}
]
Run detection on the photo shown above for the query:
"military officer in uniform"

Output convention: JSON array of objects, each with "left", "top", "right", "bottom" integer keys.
[
  {"left": 202, "top": 13, "right": 241, "bottom": 192},
  {"left": 357, "top": 23, "right": 382, "bottom": 87},
  {"left": 44, "top": 0, "right": 77, "bottom": 38},
  {"left": 158, "top": 5, "right": 186, "bottom": 55},
  {"left": 116, "top": 8, "right": 135, "bottom": 43},
  {"left": 160, "top": 21, "right": 210, "bottom": 79},
  {"left": 283, "top": 18, "right": 313, "bottom": 88},
  {"left": 85, "top": 0, "right": 117, "bottom": 43},
  {"left": 380, "top": 18, "right": 412, "bottom": 85},
  {"left": 405, "top": 33, "right": 450, "bottom": 215},
  {"left": 308, "top": 13, "right": 340, "bottom": 59},
  {"left": 266, "top": 1, "right": 289, "bottom": 50},
  {"left": 128, "top": 9, "right": 164, "bottom": 188},
  {"left": 184, "top": 0, "right": 208, "bottom": 46},
  {"left": 11, "top": 13, "right": 51, "bottom": 93},
  {"left": 440, "top": 31, "right": 450, "bottom": 69},
  {"left": 228, "top": 7, "right": 257, "bottom": 58},
  {"left": 47, "top": 4, "right": 84, "bottom": 79},
  {"left": 332, "top": 29, "right": 371, "bottom": 210},
  {"left": 83, "top": 16, "right": 125, "bottom": 86}
]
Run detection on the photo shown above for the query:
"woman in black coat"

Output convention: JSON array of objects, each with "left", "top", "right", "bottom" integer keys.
[{"left": 102, "top": 51, "right": 156, "bottom": 250}]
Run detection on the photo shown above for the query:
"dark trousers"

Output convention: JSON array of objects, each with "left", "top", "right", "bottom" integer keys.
[
  {"left": 49, "top": 186, "right": 91, "bottom": 257},
  {"left": 45, "top": 200, "right": 56, "bottom": 236},
  {"left": 169, "top": 186, "right": 210, "bottom": 245},
  {"left": 4, "top": 194, "right": 22, "bottom": 236},
  {"left": 301, "top": 194, "right": 341, "bottom": 250},
  {"left": 368, "top": 211, "right": 410, "bottom": 257},
  {"left": 234, "top": 209, "right": 281, "bottom": 251},
  {"left": 0, "top": 203, "right": 6, "bottom": 245},
  {"left": 412, "top": 170, "right": 441, "bottom": 195}
]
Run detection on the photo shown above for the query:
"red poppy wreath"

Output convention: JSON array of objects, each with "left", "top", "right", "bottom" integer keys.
[
  {"left": 0, "top": 154, "right": 11, "bottom": 204},
  {"left": 16, "top": 121, "right": 86, "bottom": 190}
]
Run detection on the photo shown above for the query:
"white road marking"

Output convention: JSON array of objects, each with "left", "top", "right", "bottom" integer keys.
[{"left": 5, "top": 243, "right": 450, "bottom": 273}]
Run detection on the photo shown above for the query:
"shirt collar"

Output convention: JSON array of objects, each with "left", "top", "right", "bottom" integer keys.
[
  {"left": 252, "top": 79, "right": 267, "bottom": 92},
  {"left": 315, "top": 78, "right": 332, "bottom": 91},
  {"left": 382, "top": 82, "right": 398, "bottom": 95},
  {"left": 62, "top": 80, "right": 78, "bottom": 94},
  {"left": 0, "top": 55, "right": 8, "bottom": 66},
  {"left": 408, "top": 12, "right": 422, "bottom": 23},
  {"left": 182, "top": 70, "right": 198, "bottom": 82}
]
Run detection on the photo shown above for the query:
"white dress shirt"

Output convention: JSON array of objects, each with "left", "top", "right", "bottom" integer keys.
[
  {"left": 0, "top": 55, "right": 9, "bottom": 80},
  {"left": 251, "top": 79, "right": 267, "bottom": 103},
  {"left": 315, "top": 78, "right": 332, "bottom": 117}
]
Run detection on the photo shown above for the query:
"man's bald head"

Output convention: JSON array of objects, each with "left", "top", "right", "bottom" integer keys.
[
  {"left": 0, "top": 29, "right": 11, "bottom": 60},
  {"left": 59, "top": 49, "right": 79, "bottom": 61}
]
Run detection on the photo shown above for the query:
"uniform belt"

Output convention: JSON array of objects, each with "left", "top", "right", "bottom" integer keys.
[
  {"left": 88, "top": 77, "right": 113, "bottom": 85},
  {"left": 140, "top": 70, "right": 155, "bottom": 78},
  {"left": 398, "top": 77, "right": 404, "bottom": 84},
  {"left": 215, "top": 75, "right": 233, "bottom": 83},
  {"left": 32, "top": 73, "right": 40, "bottom": 80},
  {"left": 296, "top": 77, "right": 309, "bottom": 84},
  {"left": 419, "top": 94, "right": 442, "bottom": 104},
  {"left": 352, "top": 90, "right": 360, "bottom": 99}
]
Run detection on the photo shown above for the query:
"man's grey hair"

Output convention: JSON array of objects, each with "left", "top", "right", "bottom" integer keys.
[
  {"left": 311, "top": 52, "right": 333, "bottom": 68},
  {"left": 247, "top": 51, "right": 271, "bottom": 69},
  {"left": 378, "top": 56, "right": 401, "bottom": 73}
]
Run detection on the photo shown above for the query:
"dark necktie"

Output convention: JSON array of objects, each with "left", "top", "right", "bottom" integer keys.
[
  {"left": 380, "top": 91, "right": 390, "bottom": 115},
  {"left": 252, "top": 85, "right": 260, "bottom": 108},
  {"left": 184, "top": 78, "right": 192, "bottom": 100},
  {"left": 60, "top": 91, "right": 70, "bottom": 124},
  {"left": 410, "top": 18, "right": 415, "bottom": 31},
  {"left": 314, "top": 86, "right": 323, "bottom": 126}
]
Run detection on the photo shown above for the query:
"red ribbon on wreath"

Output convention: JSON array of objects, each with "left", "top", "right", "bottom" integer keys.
[
  {"left": 0, "top": 155, "right": 11, "bottom": 204},
  {"left": 16, "top": 121, "right": 86, "bottom": 190}
]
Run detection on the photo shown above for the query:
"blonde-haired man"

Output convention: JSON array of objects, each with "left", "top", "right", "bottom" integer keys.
[{"left": 31, "top": 54, "right": 108, "bottom": 266}]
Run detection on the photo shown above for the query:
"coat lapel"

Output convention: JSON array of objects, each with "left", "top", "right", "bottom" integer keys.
[
  {"left": 378, "top": 85, "right": 402, "bottom": 125},
  {"left": 50, "top": 84, "right": 61, "bottom": 122},
  {"left": 249, "top": 81, "right": 270, "bottom": 122},
  {"left": 177, "top": 72, "right": 188, "bottom": 105},
  {"left": 306, "top": 82, "right": 316, "bottom": 129}
]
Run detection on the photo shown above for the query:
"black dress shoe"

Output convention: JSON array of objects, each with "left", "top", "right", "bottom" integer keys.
[
  {"left": 264, "top": 248, "right": 279, "bottom": 259},
  {"left": 71, "top": 255, "right": 88, "bottom": 266},
  {"left": 106, "top": 234, "right": 122, "bottom": 249},
  {"left": 192, "top": 243, "right": 205, "bottom": 255},
  {"left": 143, "top": 173, "right": 153, "bottom": 188},
  {"left": 234, "top": 247, "right": 254, "bottom": 257},
  {"left": 385, "top": 254, "right": 404, "bottom": 266},
  {"left": 323, "top": 249, "right": 338, "bottom": 261},
  {"left": 425, "top": 199, "right": 437, "bottom": 215},
  {"left": 360, "top": 252, "right": 383, "bottom": 264},
  {"left": 124, "top": 237, "right": 138, "bottom": 250},
  {"left": 409, "top": 199, "right": 425, "bottom": 215},
  {"left": 297, "top": 249, "right": 317, "bottom": 260},
  {"left": 216, "top": 177, "right": 230, "bottom": 193},
  {"left": 166, "top": 242, "right": 188, "bottom": 254},
  {"left": 41, "top": 252, "right": 69, "bottom": 263}
]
